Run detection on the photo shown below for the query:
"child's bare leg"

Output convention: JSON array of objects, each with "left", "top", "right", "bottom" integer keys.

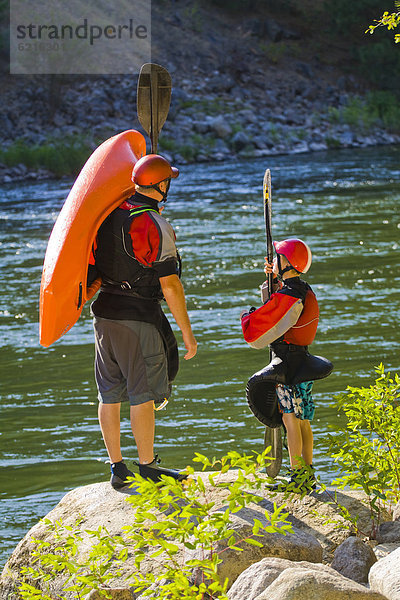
[
  {"left": 299, "top": 419, "right": 313, "bottom": 465},
  {"left": 282, "top": 412, "right": 303, "bottom": 468}
]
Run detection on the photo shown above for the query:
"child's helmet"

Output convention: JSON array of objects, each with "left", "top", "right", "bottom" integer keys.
[
  {"left": 273, "top": 238, "right": 312, "bottom": 273},
  {"left": 132, "top": 154, "right": 179, "bottom": 186}
]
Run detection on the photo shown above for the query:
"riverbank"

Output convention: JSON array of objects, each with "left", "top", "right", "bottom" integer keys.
[
  {"left": 1, "top": 1, "right": 400, "bottom": 184},
  {"left": 1, "top": 471, "right": 400, "bottom": 600},
  {"left": 1, "top": 82, "right": 399, "bottom": 185}
]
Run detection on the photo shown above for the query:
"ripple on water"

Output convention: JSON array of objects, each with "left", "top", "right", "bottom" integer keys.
[{"left": 1, "top": 147, "right": 399, "bottom": 567}]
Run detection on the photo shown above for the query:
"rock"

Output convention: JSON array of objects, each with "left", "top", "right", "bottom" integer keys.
[
  {"left": 264, "top": 19, "right": 301, "bottom": 43},
  {"left": 291, "top": 141, "right": 309, "bottom": 154},
  {"left": 188, "top": 509, "right": 322, "bottom": 589},
  {"left": 244, "top": 19, "right": 266, "bottom": 38},
  {"left": 0, "top": 474, "right": 392, "bottom": 600},
  {"left": 253, "top": 136, "right": 268, "bottom": 150},
  {"left": 0, "top": 473, "right": 321, "bottom": 599},
  {"left": 331, "top": 537, "right": 377, "bottom": 584},
  {"left": 256, "top": 566, "right": 388, "bottom": 600},
  {"left": 193, "top": 121, "right": 210, "bottom": 134},
  {"left": 302, "top": 85, "right": 320, "bottom": 101},
  {"left": 207, "top": 73, "right": 235, "bottom": 94},
  {"left": 227, "top": 558, "right": 334, "bottom": 599},
  {"left": 259, "top": 488, "right": 391, "bottom": 562},
  {"left": 213, "top": 138, "right": 230, "bottom": 154},
  {"left": 87, "top": 590, "right": 136, "bottom": 600},
  {"left": 285, "top": 109, "right": 304, "bottom": 126},
  {"left": 309, "top": 142, "right": 328, "bottom": 152},
  {"left": 0, "top": 483, "right": 153, "bottom": 600},
  {"left": 394, "top": 503, "right": 400, "bottom": 521},
  {"left": 369, "top": 546, "right": 400, "bottom": 600},
  {"left": 208, "top": 115, "right": 232, "bottom": 138},
  {"left": 339, "top": 131, "right": 354, "bottom": 146},
  {"left": 296, "top": 63, "right": 315, "bottom": 80},
  {"left": 228, "top": 558, "right": 386, "bottom": 600},
  {"left": 376, "top": 521, "right": 400, "bottom": 544},
  {"left": 374, "top": 543, "right": 400, "bottom": 560},
  {"left": 231, "top": 130, "right": 249, "bottom": 151},
  {"left": 238, "top": 109, "right": 259, "bottom": 125}
]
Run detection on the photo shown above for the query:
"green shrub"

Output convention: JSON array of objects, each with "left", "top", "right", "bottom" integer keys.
[
  {"left": 324, "top": 0, "right": 394, "bottom": 34},
  {"left": 328, "top": 364, "right": 400, "bottom": 526},
  {"left": 19, "top": 450, "right": 292, "bottom": 600},
  {"left": 0, "top": 136, "right": 93, "bottom": 177},
  {"left": 357, "top": 39, "right": 400, "bottom": 94},
  {"left": 327, "top": 92, "right": 400, "bottom": 132},
  {"left": 324, "top": 0, "right": 400, "bottom": 92}
]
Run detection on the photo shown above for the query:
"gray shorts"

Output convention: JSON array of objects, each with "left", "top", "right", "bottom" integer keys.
[{"left": 93, "top": 317, "right": 171, "bottom": 406}]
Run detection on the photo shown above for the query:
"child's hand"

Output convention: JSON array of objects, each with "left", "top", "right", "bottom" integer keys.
[{"left": 264, "top": 258, "right": 273, "bottom": 275}]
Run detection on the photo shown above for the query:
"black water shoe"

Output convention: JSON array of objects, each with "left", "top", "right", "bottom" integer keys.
[
  {"left": 110, "top": 461, "right": 135, "bottom": 490},
  {"left": 138, "top": 455, "right": 188, "bottom": 483},
  {"left": 269, "top": 466, "right": 316, "bottom": 494}
]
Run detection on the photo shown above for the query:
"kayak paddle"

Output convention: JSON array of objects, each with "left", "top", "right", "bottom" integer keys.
[
  {"left": 262, "top": 168, "right": 283, "bottom": 478},
  {"left": 137, "top": 63, "right": 172, "bottom": 154}
]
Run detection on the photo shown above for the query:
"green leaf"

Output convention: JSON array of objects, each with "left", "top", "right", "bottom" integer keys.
[{"left": 244, "top": 537, "right": 264, "bottom": 547}]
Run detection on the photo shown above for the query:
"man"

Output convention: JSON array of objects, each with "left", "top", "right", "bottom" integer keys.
[{"left": 90, "top": 154, "right": 197, "bottom": 490}]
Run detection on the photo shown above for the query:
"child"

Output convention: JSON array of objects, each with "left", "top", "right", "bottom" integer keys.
[{"left": 241, "top": 238, "right": 332, "bottom": 490}]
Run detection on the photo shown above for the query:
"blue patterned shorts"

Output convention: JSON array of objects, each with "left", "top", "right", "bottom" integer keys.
[{"left": 276, "top": 381, "right": 315, "bottom": 421}]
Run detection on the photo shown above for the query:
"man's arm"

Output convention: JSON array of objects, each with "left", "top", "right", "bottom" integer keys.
[{"left": 160, "top": 274, "right": 197, "bottom": 360}]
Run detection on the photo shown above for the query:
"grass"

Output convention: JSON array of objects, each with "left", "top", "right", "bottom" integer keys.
[{"left": 0, "top": 135, "right": 93, "bottom": 177}]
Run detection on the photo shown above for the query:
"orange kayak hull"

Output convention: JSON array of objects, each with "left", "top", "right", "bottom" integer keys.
[{"left": 39, "top": 129, "right": 146, "bottom": 347}]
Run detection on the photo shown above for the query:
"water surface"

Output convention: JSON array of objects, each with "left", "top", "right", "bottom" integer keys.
[{"left": 1, "top": 146, "right": 399, "bottom": 566}]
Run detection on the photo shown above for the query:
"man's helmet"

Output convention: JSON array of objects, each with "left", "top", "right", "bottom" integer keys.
[
  {"left": 273, "top": 238, "right": 312, "bottom": 274},
  {"left": 132, "top": 154, "right": 179, "bottom": 186}
]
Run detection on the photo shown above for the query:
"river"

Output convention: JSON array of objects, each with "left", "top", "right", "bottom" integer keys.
[{"left": 1, "top": 146, "right": 399, "bottom": 568}]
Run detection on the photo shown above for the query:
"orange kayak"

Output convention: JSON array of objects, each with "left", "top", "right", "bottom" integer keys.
[{"left": 39, "top": 129, "right": 146, "bottom": 347}]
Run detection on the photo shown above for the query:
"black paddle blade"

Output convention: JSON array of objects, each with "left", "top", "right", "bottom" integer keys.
[
  {"left": 137, "top": 63, "right": 172, "bottom": 154},
  {"left": 264, "top": 426, "right": 283, "bottom": 478}
]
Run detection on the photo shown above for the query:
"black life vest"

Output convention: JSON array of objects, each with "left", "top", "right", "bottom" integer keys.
[{"left": 95, "top": 204, "right": 164, "bottom": 301}]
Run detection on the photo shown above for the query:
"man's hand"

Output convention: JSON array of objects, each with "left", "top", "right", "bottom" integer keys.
[
  {"left": 160, "top": 273, "right": 197, "bottom": 360},
  {"left": 182, "top": 331, "right": 197, "bottom": 360}
]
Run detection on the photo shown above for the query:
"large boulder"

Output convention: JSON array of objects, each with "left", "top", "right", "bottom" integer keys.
[
  {"left": 0, "top": 483, "right": 147, "bottom": 600},
  {"left": 227, "top": 558, "right": 333, "bottom": 599},
  {"left": 257, "top": 566, "right": 387, "bottom": 600},
  {"left": 0, "top": 473, "right": 389, "bottom": 600},
  {"left": 1, "top": 479, "right": 323, "bottom": 599},
  {"left": 187, "top": 510, "right": 322, "bottom": 588},
  {"left": 259, "top": 487, "right": 389, "bottom": 562},
  {"left": 228, "top": 557, "right": 387, "bottom": 600},
  {"left": 374, "top": 543, "right": 400, "bottom": 560},
  {"left": 331, "top": 537, "right": 377, "bottom": 583},
  {"left": 369, "top": 546, "right": 400, "bottom": 600},
  {"left": 376, "top": 522, "right": 400, "bottom": 544},
  {"left": 208, "top": 114, "right": 232, "bottom": 138}
]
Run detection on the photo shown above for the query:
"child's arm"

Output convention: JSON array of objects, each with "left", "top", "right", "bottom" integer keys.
[{"left": 241, "top": 292, "right": 303, "bottom": 349}]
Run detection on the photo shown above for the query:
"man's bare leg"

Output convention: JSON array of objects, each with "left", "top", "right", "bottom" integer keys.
[
  {"left": 130, "top": 400, "right": 155, "bottom": 465},
  {"left": 98, "top": 402, "right": 122, "bottom": 463}
]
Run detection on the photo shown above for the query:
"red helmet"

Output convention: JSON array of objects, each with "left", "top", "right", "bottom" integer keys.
[
  {"left": 132, "top": 154, "right": 179, "bottom": 186},
  {"left": 273, "top": 238, "right": 312, "bottom": 273}
]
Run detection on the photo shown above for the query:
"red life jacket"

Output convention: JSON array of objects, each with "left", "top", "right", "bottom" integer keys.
[
  {"left": 283, "top": 287, "right": 319, "bottom": 345},
  {"left": 242, "top": 277, "right": 319, "bottom": 349}
]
